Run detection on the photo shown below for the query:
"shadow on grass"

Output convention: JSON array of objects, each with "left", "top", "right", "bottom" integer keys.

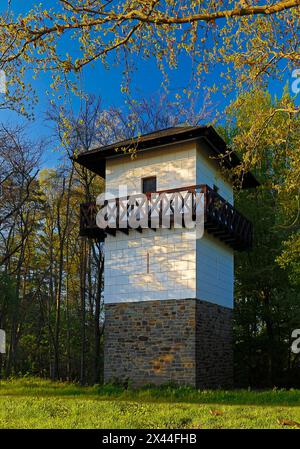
[{"left": 0, "top": 378, "right": 300, "bottom": 407}]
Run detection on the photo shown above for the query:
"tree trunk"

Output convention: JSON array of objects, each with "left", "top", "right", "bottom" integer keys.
[{"left": 94, "top": 246, "right": 104, "bottom": 384}]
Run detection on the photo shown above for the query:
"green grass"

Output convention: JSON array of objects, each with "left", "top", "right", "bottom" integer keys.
[{"left": 0, "top": 377, "right": 300, "bottom": 429}]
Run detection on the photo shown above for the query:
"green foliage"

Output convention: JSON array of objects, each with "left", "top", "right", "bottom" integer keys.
[
  {"left": 228, "top": 88, "right": 300, "bottom": 388},
  {"left": 277, "top": 232, "right": 300, "bottom": 286},
  {"left": 234, "top": 187, "right": 300, "bottom": 387},
  {"left": 0, "top": 1, "right": 299, "bottom": 116}
]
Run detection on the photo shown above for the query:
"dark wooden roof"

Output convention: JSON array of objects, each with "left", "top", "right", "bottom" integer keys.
[{"left": 73, "top": 125, "right": 259, "bottom": 188}]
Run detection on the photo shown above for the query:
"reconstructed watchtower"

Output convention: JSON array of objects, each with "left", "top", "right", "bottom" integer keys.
[{"left": 76, "top": 126, "right": 258, "bottom": 388}]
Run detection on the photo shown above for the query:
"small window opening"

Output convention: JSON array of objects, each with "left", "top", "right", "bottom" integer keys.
[{"left": 142, "top": 176, "right": 157, "bottom": 194}]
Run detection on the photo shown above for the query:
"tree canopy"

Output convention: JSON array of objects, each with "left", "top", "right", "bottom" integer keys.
[{"left": 0, "top": 1, "right": 299, "bottom": 106}]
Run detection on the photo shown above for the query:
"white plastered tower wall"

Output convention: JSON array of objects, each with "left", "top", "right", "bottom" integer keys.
[
  {"left": 196, "top": 140, "right": 234, "bottom": 309},
  {"left": 103, "top": 139, "right": 234, "bottom": 308}
]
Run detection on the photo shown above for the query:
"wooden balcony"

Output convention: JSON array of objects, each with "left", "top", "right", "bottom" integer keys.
[
  {"left": 79, "top": 184, "right": 253, "bottom": 251},
  {"left": 80, "top": 202, "right": 106, "bottom": 240}
]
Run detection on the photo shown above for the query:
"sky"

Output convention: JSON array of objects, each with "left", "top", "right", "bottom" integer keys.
[
  {"left": 0, "top": 0, "right": 298, "bottom": 168},
  {"left": 0, "top": 1, "right": 203, "bottom": 167}
]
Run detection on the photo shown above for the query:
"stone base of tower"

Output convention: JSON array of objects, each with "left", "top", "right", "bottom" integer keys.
[{"left": 104, "top": 299, "right": 233, "bottom": 389}]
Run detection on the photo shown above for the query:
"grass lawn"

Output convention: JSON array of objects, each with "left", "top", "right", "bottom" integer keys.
[{"left": 0, "top": 377, "right": 300, "bottom": 429}]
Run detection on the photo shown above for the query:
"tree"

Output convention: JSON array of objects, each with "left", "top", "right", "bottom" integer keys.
[
  {"left": 48, "top": 93, "right": 200, "bottom": 383},
  {"left": 0, "top": 124, "right": 43, "bottom": 375},
  {"left": 224, "top": 88, "right": 300, "bottom": 273},
  {"left": 0, "top": 124, "right": 41, "bottom": 243},
  {"left": 221, "top": 88, "right": 300, "bottom": 387},
  {"left": 47, "top": 97, "right": 106, "bottom": 383},
  {"left": 234, "top": 187, "right": 300, "bottom": 387},
  {"left": 0, "top": 1, "right": 299, "bottom": 110}
]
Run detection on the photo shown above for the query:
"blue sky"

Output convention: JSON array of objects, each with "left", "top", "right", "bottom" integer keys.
[{"left": 0, "top": 0, "right": 298, "bottom": 168}]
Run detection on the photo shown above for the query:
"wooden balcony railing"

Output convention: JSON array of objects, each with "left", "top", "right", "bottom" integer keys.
[
  {"left": 80, "top": 202, "right": 106, "bottom": 240},
  {"left": 79, "top": 184, "right": 253, "bottom": 251}
]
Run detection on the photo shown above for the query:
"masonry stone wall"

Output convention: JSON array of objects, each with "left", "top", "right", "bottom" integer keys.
[
  {"left": 104, "top": 299, "right": 196, "bottom": 386},
  {"left": 196, "top": 300, "right": 233, "bottom": 389},
  {"left": 104, "top": 298, "right": 233, "bottom": 388}
]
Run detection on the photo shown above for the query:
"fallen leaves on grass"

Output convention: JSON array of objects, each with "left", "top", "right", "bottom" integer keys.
[
  {"left": 209, "top": 409, "right": 224, "bottom": 417},
  {"left": 277, "top": 418, "right": 300, "bottom": 428}
]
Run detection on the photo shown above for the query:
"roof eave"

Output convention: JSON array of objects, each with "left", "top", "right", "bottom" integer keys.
[{"left": 72, "top": 126, "right": 260, "bottom": 188}]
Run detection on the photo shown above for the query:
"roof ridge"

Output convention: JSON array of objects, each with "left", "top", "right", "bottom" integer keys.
[{"left": 86, "top": 125, "right": 204, "bottom": 154}]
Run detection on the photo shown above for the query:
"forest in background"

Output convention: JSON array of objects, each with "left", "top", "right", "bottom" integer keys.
[{"left": 0, "top": 89, "right": 299, "bottom": 387}]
